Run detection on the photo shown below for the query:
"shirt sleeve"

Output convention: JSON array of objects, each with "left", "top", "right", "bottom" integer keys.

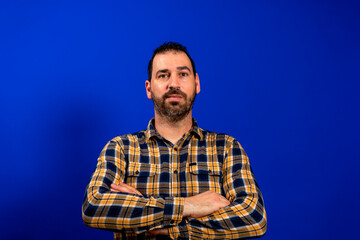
[
  {"left": 169, "top": 138, "right": 267, "bottom": 239},
  {"left": 82, "top": 139, "right": 184, "bottom": 234}
]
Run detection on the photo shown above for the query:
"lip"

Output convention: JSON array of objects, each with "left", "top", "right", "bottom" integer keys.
[{"left": 167, "top": 94, "right": 183, "bottom": 100}]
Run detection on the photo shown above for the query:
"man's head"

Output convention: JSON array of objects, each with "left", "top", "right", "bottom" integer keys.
[
  {"left": 145, "top": 42, "right": 200, "bottom": 123},
  {"left": 148, "top": 42, "right": 196, "bottom": 82}
]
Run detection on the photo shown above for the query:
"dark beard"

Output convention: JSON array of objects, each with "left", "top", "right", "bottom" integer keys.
[{"left": 152, "top": 88, "right": 196, "bottom": 123}]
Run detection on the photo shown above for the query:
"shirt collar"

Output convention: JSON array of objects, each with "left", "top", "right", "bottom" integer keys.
[{"left": 145, "top": 118, "right": 203, "bottom": 143}]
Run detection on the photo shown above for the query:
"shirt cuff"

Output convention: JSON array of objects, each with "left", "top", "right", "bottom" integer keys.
[
  {"left": 169, "top": 218, "right": 189, "bottom": 239},
  {"left": 163, "top": 197, "right": 184, "bottom": 226},
  {"left": 169, "top": 225, "right": 180, "bottom": 239}
]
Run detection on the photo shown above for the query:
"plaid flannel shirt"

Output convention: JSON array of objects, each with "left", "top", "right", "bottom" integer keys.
[{"left": 82, "top": 119, "right": 267, "bottom": 239}]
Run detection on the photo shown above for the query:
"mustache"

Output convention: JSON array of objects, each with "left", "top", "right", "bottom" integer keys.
[{"left": 163, "top": 88, "right": 186, "bottom": 99}]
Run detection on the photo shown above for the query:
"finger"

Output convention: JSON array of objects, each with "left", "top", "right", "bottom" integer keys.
[
  {"left": 110, "top": 184, "right": 132, "bottom": 193},
  {"left": 149, "top": 228, "right": 169, "bottom": 235},
  {"left": 111, "top": 183, "right": 135, "bottom": 192},
  {"left": 218, "top": 196, "right": 231, "bottom": 206},
  {"left": 111, "top": 183, "right": 143, "bottom": 196},
  {"left": 119, "top": 182, "right": 143, "bottom": 196},
  {"left": 110, "top": 187, "right": 125, "bottom": 193},
  {"left": 110, "top": 184, "right": 122, "bottom": 191}
]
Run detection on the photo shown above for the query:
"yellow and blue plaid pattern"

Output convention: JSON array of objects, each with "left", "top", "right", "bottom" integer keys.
[{"left": 82, "top": 119, "right": 267, "bottom": 239}]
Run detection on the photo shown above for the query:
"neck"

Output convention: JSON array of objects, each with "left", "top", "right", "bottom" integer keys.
[{"left": 153, "top": 111, "right": 193, "bottom": 145}]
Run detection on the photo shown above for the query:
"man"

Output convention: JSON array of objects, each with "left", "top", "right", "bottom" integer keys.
[{"left": 82, "top": 42, "right": 267, "bottom": 239}]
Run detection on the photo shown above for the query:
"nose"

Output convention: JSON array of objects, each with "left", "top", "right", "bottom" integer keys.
[{"left": 168, "top": 74, "right": 180, "bottom": 89}]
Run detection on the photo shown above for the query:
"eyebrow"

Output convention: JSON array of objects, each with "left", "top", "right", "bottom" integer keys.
[
  {"left": 155, "top": 69, "right": 169, "bottom": 76},
  {"left": 155, "top": 66, "right": 191, "bottom": 76},
  {"left": 177, "top": 66, "right": 191, "bottom": 72}
]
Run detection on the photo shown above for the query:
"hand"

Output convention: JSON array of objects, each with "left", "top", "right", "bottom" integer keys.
[
  {"left": 110, "top": 182, "right": 143, "bottom": 196},
  {"left": 148, "top": 228, "right": 169, "bottom": 235},
  {"left": 183, "top": 191, "right": 230, "bottom": 218}
]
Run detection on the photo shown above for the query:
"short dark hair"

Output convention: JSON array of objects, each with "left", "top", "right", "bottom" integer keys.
[{"left": 147, "top": 42, "right": 196, "bottom": 81}]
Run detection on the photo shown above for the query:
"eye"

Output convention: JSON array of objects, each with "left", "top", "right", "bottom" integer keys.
[
  {"left": 158, "top": 73, "right": 169, "bottom": 79},
  {"left": 179, "top": 72, "right": 188, "bottom": 77}
]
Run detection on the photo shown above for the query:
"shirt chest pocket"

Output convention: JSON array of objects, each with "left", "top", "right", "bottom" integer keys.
[
  {"left": 126, "top": 162, "right": 159, "bottom": 196},
  {"left": 189, "top": 162, "right": 222, "bottom": 175},
  {"left": 128, "top": 162, "right": 158, "bottom": 177},
  {"left": 188, "top": 161, "right": 223, "bottom": 194}
]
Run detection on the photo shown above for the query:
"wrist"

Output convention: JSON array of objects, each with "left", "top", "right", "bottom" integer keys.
[{"left": 183, "top": 197, "right": 193, "bottom": 217}]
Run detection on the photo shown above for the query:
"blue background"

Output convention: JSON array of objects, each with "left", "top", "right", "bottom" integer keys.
[{"left": 1, "top": 0, "right": 359, "bottom": 239}]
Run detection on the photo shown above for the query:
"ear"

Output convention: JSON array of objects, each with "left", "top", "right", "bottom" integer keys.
[
  {"left": 195, "top": 73, "right": 201, "bottom": 94},
  {"left": 145, "top": 80, "right": 152, "bottom": 99}
]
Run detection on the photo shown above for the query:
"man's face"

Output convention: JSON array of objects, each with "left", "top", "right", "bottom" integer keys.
[{"left": 145, "top": 51, "right": 200, "bottom": 122}]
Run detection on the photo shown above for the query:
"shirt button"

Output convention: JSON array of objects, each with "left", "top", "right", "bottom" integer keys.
[
  {"left": 135, "top": 170, "right": 139, "bottom": 175},
  {"left": 208, "top": 169, "right": 212, "bottom": 173},
  {"left": 174, "top": 170, "right": 178, "bottom": 174},
  {"left": 170, "top": 220, "right": 175, "bottom": 224},
  {"left": 174, "top": 147, "right": 178, "bottom": 151}
]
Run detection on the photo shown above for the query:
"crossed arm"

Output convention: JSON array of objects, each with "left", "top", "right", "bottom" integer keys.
[
  {"left": 82, "top": 139, "right": 267, "bottom": 239},
  {"left": 110, "top": 183, "right": 230, "bottom": 236}
]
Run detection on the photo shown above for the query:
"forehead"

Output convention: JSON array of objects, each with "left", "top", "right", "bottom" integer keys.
[{"left": 152, "top": 51, "right": 192, "bottom": 72}]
